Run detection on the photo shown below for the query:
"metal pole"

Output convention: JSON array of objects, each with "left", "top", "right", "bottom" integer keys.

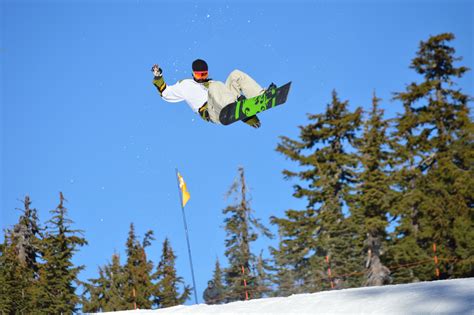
[{"left": 175, "top": 168, "right": 199, "bottom": 304}]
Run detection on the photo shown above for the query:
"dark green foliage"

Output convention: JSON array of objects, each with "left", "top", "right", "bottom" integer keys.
[
  {"left": 0, "top": 233, "right": 34, "bottom": 314},
  {"left": 35, "top": 192, "right": 87, "bottom": 313},
  {"left": 253, "top": 251, "right": 274, "bottom": 298},
  {"left": 390, "top": 33, "right": 473, "bottom": 281},
  {"left": 0, "top": 196, "right": 43, "bottom": 314},
  {"left": 272, "top": 91, "right": 363, "bottom": 292},
  {"left": 153, "top": 238, "right": 191, "bottom": 308},
  {"left": 210, "top": 258, "right": 226, "bottom": 303},
  {"left": 82, "top": 225, "right": 191, "bottom": 311},
  {"left": 82, "top": 253, "right": 129, "bottom": 312},
  {"left": 123, "top": 224, "right": 155, "bottom": 310},
  {"left": 353, "top": 94, "right": 393, "bottom": 286},
  {"left": 11, "top": 197, "right": 42, "bottom": 272},
  {"left": 269, "top": 232, "right": 302, "bottom": 296},
  {"left": 223, "top": 167, "right": 273, "bottom": 301}
]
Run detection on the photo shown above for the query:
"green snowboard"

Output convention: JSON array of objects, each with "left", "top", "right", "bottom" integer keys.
[{"left": 219, "top": 82, "right": 292, "bottom": 125}]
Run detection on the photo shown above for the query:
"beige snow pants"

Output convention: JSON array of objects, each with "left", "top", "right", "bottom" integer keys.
[{"left": 207, "top": 69, "right": 264, "bottom": 124}]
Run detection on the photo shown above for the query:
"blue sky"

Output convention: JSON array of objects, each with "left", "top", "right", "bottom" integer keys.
[{"left": 1, "top": 0, "right": 472, "bottom": 305}]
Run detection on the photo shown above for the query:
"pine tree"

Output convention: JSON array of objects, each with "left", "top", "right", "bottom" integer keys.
[
  {"left": 269, "top": 231, "right": 301, "bottom": 297},
  {"left": 35, "top": 192, "right": 87, "bottom": 313},
  {"left": 211, "top": 258, "right": 225, "bottom": 303},
  {"left": 82, "top": 253, "right": 128, "bottom": 312},
  {"left": 152, "top": 238, "right": 191, "bottom": 308},
  {"left": 390, "top": 33, "right": 473, "bottom": 281},
  {"left": 272, "top": 91, "right": 363, "bottom": 292},
  {"left": 253, "top": 251, "right": 274, "bottom": 298},
  {"left": 12, "top": 196, "right": 42, "bottom": 272},
  {"left": 223, "top": 167, "right": 273, "bottom": 301},
  {"left": 448, "top": 116, "right": 474, "bottom": 277},
  {"left": 0, "top": 196, "right": 43, "bottom": 313},
  {"left": 353, "top": 94, "right": 393, "bottom": 286},
  {"left": 0, "top": 233, "right": 26, "bottom": 314},
  {"left": 123, "top": 223, "right": 155, "bottom": 310},
  {"left": 0, "top": 239, "right": 11, "bottom": 313}
]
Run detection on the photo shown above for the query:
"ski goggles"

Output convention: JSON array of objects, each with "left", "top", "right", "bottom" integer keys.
[{"left": 193, "top": 71, "right": 209, "bottom": 80}]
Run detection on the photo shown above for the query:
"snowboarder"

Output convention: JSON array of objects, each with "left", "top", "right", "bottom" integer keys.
[{"left": 151, "top": 59, "right": 267, "bottom": 128}]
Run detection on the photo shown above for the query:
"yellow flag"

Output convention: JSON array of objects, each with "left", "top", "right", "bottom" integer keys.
[{"left": 177, "top": 172, "right": 190, "bottom": 207}]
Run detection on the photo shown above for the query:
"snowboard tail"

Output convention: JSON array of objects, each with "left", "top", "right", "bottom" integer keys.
[{"left": 219, "top": 82, "right": 292, "bottom": 126}]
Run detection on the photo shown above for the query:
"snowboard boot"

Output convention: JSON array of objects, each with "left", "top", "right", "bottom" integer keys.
[
  {"left": 265, "top": 83, "right": 277, "bottom": 98},
  {"left": 267, "top": 82, "right": 277, "bottom": 90}
]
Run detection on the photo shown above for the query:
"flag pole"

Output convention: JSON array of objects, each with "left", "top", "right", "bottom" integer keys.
[{"left": 175, "top": 168, "right": 199, "bottom": 304}]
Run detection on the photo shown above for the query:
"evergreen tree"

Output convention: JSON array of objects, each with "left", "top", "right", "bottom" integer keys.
[
  {"left": 390, "top": 33, "right": 473, "bottom": 281},
  {"left": 211, "top": 258, "right": 225, "bottom": 303},
  {"left": 35, "top": 192, "right": 87, "bottom": 313},
  {"left": 152, "top": 238, "right": 191, "bottom": 308},
  {"left": 223, "top": 167, "right": 273, "bottom": 301},
  {"left": 253, "top": 251, "right": 274, "bottom": 298},
  {"left": 272, "top": 91, "right": 363, "bottom": 292},
  {"left": 0, "top": 233, "right": 30, "bottom": 314},
  {"left": 12, "top": 196, "right": 42, "bottom": 272},
  {"left": 0, "top": 196, "right": 43, "bottom": 313},
  {"left": 353, "top": 94, "right": 393, "bottom": 286},
  {"left": 82, "top": 253, "right": 128, "bottom": 312},
  {"left": 0, "top": 238, "right": 12, "bottom": 314},
  {"left": 269, "top": 231, "right": 301, "bottom": 297},
  {"left": 123, "top": 223, "right": 155, "bottom": 310}
]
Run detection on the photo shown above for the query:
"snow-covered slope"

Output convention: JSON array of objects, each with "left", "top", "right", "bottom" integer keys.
[{"left": 103, "top": 278, "right": 474, "bottom": 314}]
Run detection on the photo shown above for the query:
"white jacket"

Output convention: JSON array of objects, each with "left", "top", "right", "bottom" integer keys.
[{"left": 161, "top": 79, "right": 208, "bottom": 113}]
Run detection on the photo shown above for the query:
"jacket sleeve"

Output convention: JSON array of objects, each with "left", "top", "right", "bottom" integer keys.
[
  {"left": 160, "top": 82, "right": 187, "bottom": 103},
  {"left": 152, "top": 68, "right": 167, "bottom": 95},
  {"left": 153, "top": 73, "right": 186, "bottom": 103}
]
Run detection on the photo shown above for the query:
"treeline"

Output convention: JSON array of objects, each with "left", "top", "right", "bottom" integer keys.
[
  {"left": 82, "top": 225, "right": 190, "bottom": 312},
  {"left": 0, "top": 193, "right": 191, "bottom": 313},
  {"left": 1, "top": 33, "right": 473, "bottom": 312},
  {"left": 1, "top": 193, "right": 87, "bottom": 313}
]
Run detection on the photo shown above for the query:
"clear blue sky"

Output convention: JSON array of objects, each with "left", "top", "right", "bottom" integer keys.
[{"left": 1, "top": 0, "right": 472, "bottom": 305}]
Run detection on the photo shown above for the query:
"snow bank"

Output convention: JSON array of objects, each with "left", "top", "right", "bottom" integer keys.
[{"left": 101, "top": 278, "right": 474, "bottom": 314}]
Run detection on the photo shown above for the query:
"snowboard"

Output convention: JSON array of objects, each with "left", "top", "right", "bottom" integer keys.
[{"left": 219, "top": 82, "right": 292, "bottom": 125}]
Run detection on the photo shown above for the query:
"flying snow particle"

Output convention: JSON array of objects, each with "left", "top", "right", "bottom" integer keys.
[{"left": 206, "top": 14, "right": 211, "bottom": 18}]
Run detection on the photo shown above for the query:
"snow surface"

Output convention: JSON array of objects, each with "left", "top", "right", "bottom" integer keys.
[{"left": 100, "top": 278, "right": 474, "bottom": 315}]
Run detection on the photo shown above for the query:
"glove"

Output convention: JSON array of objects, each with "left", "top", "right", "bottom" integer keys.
[
  {"left": 242, "top": 115, "right": 261, "bottom": 128},
  {"left": 151, "top": 64, "right": 166, "bottom": 94},
  {"left": 151, "top": 64, "right": 162, "bottom": 77},
  {"left": 198, "top": 103, "right": 211, "bottom": 122}
]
